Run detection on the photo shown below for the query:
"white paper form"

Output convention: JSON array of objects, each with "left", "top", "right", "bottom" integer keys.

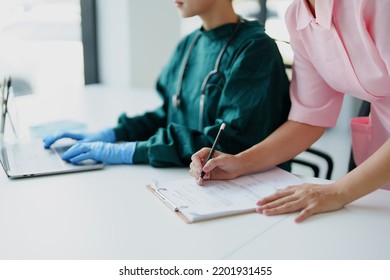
[{"left": 153, "top": 168, "right": 304, "bottom": 223}]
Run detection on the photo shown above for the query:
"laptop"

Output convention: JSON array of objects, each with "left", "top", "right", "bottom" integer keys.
[{"left": 0, "top": 77, "right": 104, "bottom": 178}]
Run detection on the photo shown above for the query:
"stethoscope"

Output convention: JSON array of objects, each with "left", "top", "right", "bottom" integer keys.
[{"left": 172, "top": 17, "right": 243, "bottom": 130}]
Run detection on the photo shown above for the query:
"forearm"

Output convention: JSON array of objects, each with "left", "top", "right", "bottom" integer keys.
[
  {"left": 335, "top": 138, "right": 390, "bottom": 204},
  {"left": 235, "top": 120, "right": 327, "bottom": 176},
  {"left": 114, "top": 109, "right": 166, "bottom": 142},
  {"left": 133, "top": 123, "right": 209, "bottom": 167}
]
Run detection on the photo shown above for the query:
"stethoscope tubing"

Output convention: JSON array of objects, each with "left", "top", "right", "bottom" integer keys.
[{"left": 173, "top": 17, "right": 243, "bottom": 130}]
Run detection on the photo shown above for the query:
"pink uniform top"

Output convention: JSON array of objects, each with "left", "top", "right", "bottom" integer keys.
[{"left": 286, "top": 0, "right": 390, "bottom": 174}]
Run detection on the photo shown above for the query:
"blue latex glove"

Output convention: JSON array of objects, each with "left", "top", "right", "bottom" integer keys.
[
  {"left": 61, "top": 142, "right": 136, "bottom": 164},
  {"left": 43, "top": 128, "right": 116, "bottom": 149}
]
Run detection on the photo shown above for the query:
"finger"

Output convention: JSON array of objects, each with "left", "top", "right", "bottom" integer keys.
[
  {"left": 61, "top": 144, "right": 90, "bottom": 160},
  {"left": 199, "top": 171, "right": 211, "bottom": 183},
  {"left": 202, "top": 155, "right": 221, "bottom": 173},
  {"left": 188, "top": 168, "right": 198, "bottom": 178},
  {"left": 191, "top": 148, "right": 210, "bottom": 168},
  {"left": 189, "top": 162, "right": 202, "bottom": 178},
  {"left": 68, "top": 153, "right": 93, "bottom": 164},
  {"left": 197, "top": 147, "right": 211, "bottom": 157},
  {"left": 197, "top": 177, "right": 205, "bottom": 186},
  {"left": 43, "top": 134, "right": 64, "bottom": 148},
  {"left": 190, "top": 155, "right": 201, "bottom": 167},
  {"left": 295, "top": 206, "right": 315, "bottom": 223},
  {"left": 257, "top": 193, "right": 299, "bottom": 214},
  {"left": 202, "top": 172, "right": 211, "bottom": 180},
  {"left": 43, "top": 132, "right": 84, "bottom": 148},
  {"left": 256, "top": 188, "right": 295, "bottom": 206},
  {"left": 261, "top": 198, "right": 304, "bottom": 216},
  {"left": 189, "top": 161, "right": 199, "bottom": 172},
  {"left": 58, "top": 132, "right": 85, "bottom": 140},
  {"left": 189, "top": 168, "right": 205, "bottom": 185}
]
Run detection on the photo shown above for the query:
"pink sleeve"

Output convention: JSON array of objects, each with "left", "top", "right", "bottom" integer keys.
[
  {"left": 369, "top": 1, "right": 390, "bottom": 76},
  {"left": 285, "top": 3, "right": 344, "bottom": 128}
]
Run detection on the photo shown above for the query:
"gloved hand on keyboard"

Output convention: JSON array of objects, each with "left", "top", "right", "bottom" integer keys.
[
  {"left": 43, "top": 128, "right": 116, "bottom": 149},
  {"left": 61, "top": 142, "right": 136, "bottom": 164}
]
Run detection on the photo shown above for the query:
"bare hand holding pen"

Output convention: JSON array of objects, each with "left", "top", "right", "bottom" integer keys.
[
  {"left": 190, "top": 123, "right": 241, "bottom": 185},
  {"left": 189, "top": 148, "right": 240, "bottom": 185}
]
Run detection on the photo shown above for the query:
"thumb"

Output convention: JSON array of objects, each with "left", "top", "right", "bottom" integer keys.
[{"left": 202, "top": 156, "right": 223, "bottom": 173}]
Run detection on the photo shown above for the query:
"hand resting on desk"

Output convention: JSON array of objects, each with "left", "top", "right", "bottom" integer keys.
[{"left": 256, "top": 183, "right": 345, "bottom": 223}]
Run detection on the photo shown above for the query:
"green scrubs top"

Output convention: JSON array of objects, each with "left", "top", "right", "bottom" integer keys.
[{"left": 113, "top": 19, "right": 291, "bottom": 169}]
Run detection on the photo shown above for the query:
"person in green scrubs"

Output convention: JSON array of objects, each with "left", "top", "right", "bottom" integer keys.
[{"left": 44, "top": 0, "right": 291, "bottom": 168}]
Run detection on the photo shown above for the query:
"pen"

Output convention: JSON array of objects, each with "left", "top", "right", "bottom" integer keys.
[{"left": 200, "top": 122, "right": 226, "bottom": 179}]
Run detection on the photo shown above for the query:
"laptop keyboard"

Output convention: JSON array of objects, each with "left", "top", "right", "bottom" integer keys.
[{"left": 9, "top": 141, "right": 67, "bottom": 173}]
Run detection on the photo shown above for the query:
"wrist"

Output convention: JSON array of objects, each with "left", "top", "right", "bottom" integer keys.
[
  {"left": 119, "top": 142, "right": 136, "bottom": 164},
  {"left": 235, "top": 147, "right": 269, "bottom": 176},
  {"left": 100, "top": 128, "right": 116, "bottom": 143},
  {"left": 234, "top": 153, "right": 251, "bottom": 177},
  {"left": 330, "top": 181, "right": 352, "bottom": 207}
]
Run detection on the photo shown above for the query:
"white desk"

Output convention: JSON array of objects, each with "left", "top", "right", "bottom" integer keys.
[
  {"left": 228, "top": 189, "right": 390, "bottom": 260},
  {"left": 1, "top": 85, "right": 390, "bottom": 260}
]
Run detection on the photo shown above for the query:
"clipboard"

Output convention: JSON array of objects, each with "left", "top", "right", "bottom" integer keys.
[
  {"left": 147, "top": 184, "right": 192, "bottom": 223},
  {"left": 146, "top": 167, "right": 304, "bottom": 223}
]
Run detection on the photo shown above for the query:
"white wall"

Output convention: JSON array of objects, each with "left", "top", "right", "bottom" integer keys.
[{"left": 96, "top": 0, "right": 180, "bottom": 88}]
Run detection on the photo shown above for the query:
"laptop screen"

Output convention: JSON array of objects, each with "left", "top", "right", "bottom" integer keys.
[
  {"left": 0, "top": 76, "right": 7, "bottom": 135},
  {"left": 0, "top": 76, "right": 17, "bottom": 138}
]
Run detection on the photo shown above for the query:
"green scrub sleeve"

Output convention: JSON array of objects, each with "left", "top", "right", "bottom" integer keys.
[
  {"left": 132, "top": 123, "right": 211, "bottom": 167},
  {"left": 113, "top": 106, "right": 167, "bottom": 142}
]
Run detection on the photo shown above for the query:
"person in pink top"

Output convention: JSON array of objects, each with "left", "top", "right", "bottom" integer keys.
[{"left": 189, "top": 0, "right": 390, "bottom": 222}]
